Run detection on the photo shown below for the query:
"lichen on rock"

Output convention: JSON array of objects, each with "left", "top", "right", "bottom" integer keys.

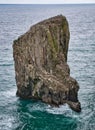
[{"left": 13, "top": 15, "right": 81, "bottom": 112}]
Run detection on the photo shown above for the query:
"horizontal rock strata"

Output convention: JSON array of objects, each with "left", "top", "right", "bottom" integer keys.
[{"left": 13, "top": 15, "right": 81, "bottom": 112}]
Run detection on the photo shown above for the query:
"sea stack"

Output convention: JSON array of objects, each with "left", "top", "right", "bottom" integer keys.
[{"left": 13, "top": 15, "right": 81, "bottom": 112}]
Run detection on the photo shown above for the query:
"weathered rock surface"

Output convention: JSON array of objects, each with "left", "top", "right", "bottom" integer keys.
[{"left": 13, "top": 15, "right": 81, "bottom": 112}]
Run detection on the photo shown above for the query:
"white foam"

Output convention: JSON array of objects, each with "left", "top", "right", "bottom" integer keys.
[
  {"left": 46, "top": 104, "right": 72, "bottom": 115},
  {"left": 1, "top": 88, "right": 16, "bottom": 98}
]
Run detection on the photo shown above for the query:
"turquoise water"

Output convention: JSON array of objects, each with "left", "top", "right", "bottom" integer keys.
[{"left": 0, "top": 4, "right": 95, "bottom": 130}]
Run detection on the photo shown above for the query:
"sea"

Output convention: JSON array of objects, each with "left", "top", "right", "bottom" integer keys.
[{"left": 0, "top": 4, "right": 95, "bottom": 130}]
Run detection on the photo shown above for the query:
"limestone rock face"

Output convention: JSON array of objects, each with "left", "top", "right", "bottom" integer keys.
[{"left": 13, "top": 15, "right": 81, "bottom": 112}]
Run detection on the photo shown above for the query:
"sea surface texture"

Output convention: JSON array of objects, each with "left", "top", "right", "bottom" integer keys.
[{"left": 0, "top": 4, "right": 95, "bottom": 130}]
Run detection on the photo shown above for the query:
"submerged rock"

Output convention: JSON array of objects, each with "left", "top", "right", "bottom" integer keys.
[{"left": 13, "top": 15, "right": 81, "bottom": 112}]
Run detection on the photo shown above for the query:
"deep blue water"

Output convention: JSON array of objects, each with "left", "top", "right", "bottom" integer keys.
[{"left": 0, "top": 4, "right": 95, "bottom": 130}]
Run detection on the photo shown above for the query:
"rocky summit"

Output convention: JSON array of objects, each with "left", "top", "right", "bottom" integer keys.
[{"left": 13, "top": 15, "right": 81, "bottom": 112}]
